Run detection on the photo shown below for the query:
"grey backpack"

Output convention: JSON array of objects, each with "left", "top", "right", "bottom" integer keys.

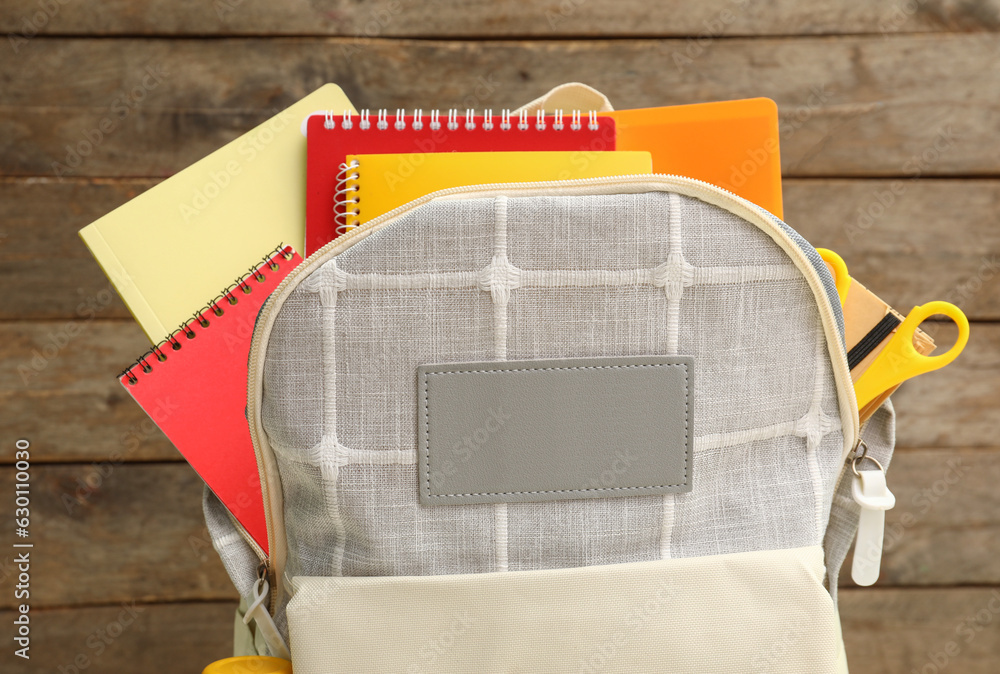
[{"left": 205, "top": 174, "right": 896, "bottom": 672}]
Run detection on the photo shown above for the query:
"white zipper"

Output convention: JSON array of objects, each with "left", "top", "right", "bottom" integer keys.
[{"left": 238, "top": 173, "right": 862, "bottom": 613}]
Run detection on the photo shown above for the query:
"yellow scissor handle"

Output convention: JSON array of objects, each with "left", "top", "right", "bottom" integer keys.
[
  {"left": 854, "top": 300, "right": 970, "bottom": 409},
  {"left": 816, "top": 248, "right": 851, "bottom": 306}
]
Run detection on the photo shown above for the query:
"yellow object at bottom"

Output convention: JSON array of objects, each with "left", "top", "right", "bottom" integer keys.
[{"left": 203, "top": 656, "right": 292, "bottom": 674}]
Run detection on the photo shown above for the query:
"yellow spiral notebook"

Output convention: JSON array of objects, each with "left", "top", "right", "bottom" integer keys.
[{"left": 340, "top": 150, "right": 653, "bottom": 229}]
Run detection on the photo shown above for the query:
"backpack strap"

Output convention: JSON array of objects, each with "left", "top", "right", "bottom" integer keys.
[{"left": 514, "top": 83, "right": 615, "bottom": 115}]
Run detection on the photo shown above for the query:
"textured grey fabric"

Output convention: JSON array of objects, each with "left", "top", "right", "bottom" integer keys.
[
  {"left": 203, "top": 487, "right": 259, "bottom": 601},
  {"left": 203, "top": 487, "right": 290, "bottom": 655},
  {"left": 747, "top": 199, "right": 846, "bottom": 344},
  {"left": 247, "top": 189, "right": 857, "bottom": 640},
  {"left": 260, "top": 291, "right": 324, "bottom": 451}
]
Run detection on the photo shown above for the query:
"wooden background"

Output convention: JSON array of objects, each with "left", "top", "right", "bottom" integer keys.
[{"left": 1, "top": 1, "right": 999, "bottom": 671}]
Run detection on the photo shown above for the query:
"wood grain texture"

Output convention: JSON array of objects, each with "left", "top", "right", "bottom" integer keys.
[
  {"left": 786, "top": 179, "right": 1000, "bottom": 321},
  {"left": 0, "top": 601, "right": 235, "bottom": 673},
  {"left": 1, "top": 36, "right": 999, "bottom": 177},
  {"left": 3, "top": 0, "right": 1000, "bottom": 37},
  {"left": 2, "top": 13, "right": 997, "bottom": 672},
  {"left": 0, "top": 177, "right": 141, "bottom": 321},
  {"left": 0, "top": 321, "right": 178, "bottom": 462},
  {"left": 0, "top": 323, "right": 994, "bottom": 463},
  {"left": 840, "top": 587, "right": 1000, "bottom": 673},
  {"left": 892, "top": 322, "right": 1000, "bottom": 449},
  {"left": 1, "top": 177, "right": 998, "bottom": 321},
  {"left": 0, "top": 462, "right": 239, "bottom": 609}
]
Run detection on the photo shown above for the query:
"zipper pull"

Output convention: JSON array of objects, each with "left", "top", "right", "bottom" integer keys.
[
  {"left": 243, "top": 560, "right": 291, "bottom": 660},
  {"left": 849, "top": 442, "right": 896, "bottom": 587}
]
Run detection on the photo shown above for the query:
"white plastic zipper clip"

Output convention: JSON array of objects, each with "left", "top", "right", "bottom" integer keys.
[
  {"left": 850, "top": 442, "right": 895, "bottom": 587},
  {"left": 243, "top": 561, "right": 291, "bottom": 660}
]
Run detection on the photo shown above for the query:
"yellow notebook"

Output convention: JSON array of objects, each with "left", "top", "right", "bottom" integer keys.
[
  {"left": 79, "top": 84, "right": 356, "bottom": 341},
  {"left": 342, "top": 151, "right": 653, "bottom": 228}
]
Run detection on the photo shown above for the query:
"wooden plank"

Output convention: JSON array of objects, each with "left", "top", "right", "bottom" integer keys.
[
  {"left": 839, "top": 448, "right": 1000, "bottom": 588},
  {"left": 3, "top": 0, "right": 1000, "bottom": 38},
  {"left": 0, "top": 323, "right": 995, "bottom": 464},
  {"left": 2, "top": 177, "right": 999, "bottom": 321},
  {"left": 786, "top": 179, "right": 1000, "bottom": 321},
  {"left": 0, "top": 177, "right": 143, "bottom": 320},
  {"left": 892, "top": 323, "right": 999, "bottom": 449},
  {"left": 0, "top": 321, "right": 178, "bottom": 462},
  {"left": 840, "top": 587, "right": 1000, "bottom": 673},
  {"left": 0, "top": 463, "right": 240, "bottom": 609},
  {"left": 1, "top": 590, "right": 998, "bottom": 672},
  {"left": 1, "top": 36, "right": 999, "bottom": 177},
  {"left": 1, "top": 601, "right": 235, "bottom": 673}
]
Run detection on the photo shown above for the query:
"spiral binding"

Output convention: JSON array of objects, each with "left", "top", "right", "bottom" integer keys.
[
  {"left": 323, "top": 108, "right": 604, "bottom": 235},
  {"left": 314, "top": 108, "right": 602, "bottom": 133},
  {"left": 334, "top": 159, "right": 362, "bottom": 236},
  {"left": 119, "top": 244, "right": 295, "bottom": 385}
]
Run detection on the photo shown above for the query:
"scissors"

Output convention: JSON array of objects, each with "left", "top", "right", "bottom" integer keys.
[{"left": 816, "top": 248, "right": 970, "bottom": 411}]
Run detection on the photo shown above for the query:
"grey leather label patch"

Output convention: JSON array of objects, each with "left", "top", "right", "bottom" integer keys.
[{"left": 417, "top": 356, "right": 693, "bottom": 505}]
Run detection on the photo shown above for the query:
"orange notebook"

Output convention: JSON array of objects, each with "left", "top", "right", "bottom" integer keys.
[{"left": 608, "top": 98, "right": 783, "bottom": 218}]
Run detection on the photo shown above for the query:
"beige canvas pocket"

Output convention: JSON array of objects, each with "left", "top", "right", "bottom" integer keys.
[{"left": 286, "top": 545, "right": 846, "bottom": 673}]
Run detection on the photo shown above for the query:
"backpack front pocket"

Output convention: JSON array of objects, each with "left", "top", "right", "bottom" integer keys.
[{"left": 287, "top": 545, "right": 846, "bottom": 673}]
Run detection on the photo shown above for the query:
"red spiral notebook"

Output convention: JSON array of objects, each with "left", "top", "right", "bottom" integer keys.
[
  {"left": 304, "top": 110, "right": 618, "bottom": 255},
  {"left": 119, "top": 245, "right": 302, "bottom": 553}
]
